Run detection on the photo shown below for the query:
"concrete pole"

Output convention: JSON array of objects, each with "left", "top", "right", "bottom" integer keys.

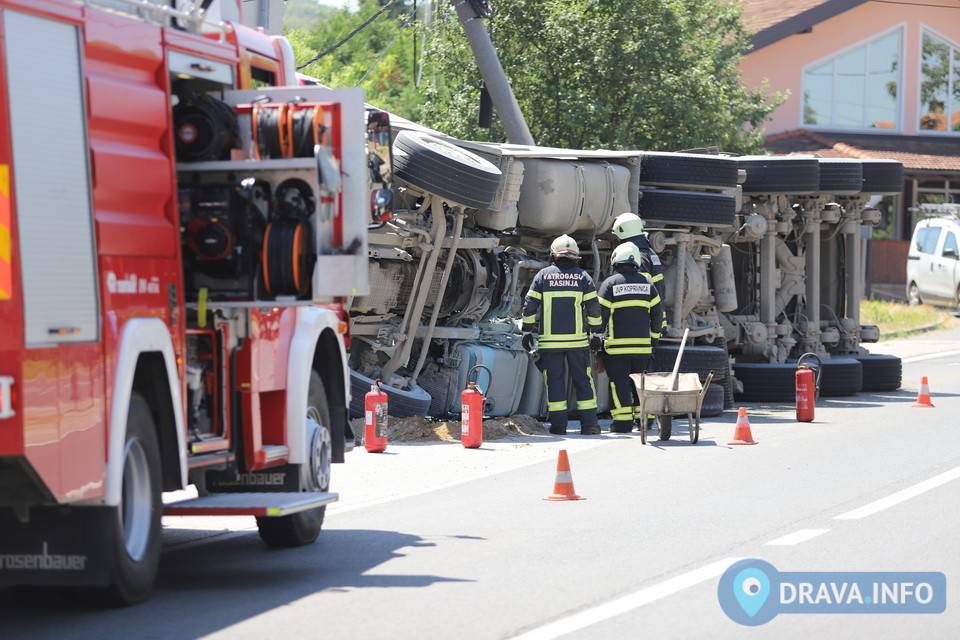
[{"left": 454, "top": 0, "right": 535, "bottom": 145}]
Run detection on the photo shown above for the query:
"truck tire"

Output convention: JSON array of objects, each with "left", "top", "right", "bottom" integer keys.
[
  {"left": 639, "top": 189, "right": 736, "bottom": 227},
  {"left": 393, "top": 131, "right": 501, "bottom": 209},
  {"left": 733, "top": 362, "right": 795, "bottom": 403},
  {"left": 653, "top": 345, "right": 729, "bottom": 382},
  {"left": 818, "top": 357, "right": 863, "bottom": 397},
  {"left": 257, "top": 371, "right": 332, "bottom": 547},
  {"left": 349, "top": 369, "right": 432, "bottom": 418},
  {"left": 738, "top": 156, "right": 820, "bottom": 194},
  {"left": 857, "top": 354, "right": 902, "bottom": 392},
  {"left": 639, "top": 152, "right": 739, "bottom": 189},
  {"left": 817, "top": 159, "right": 862, "bottom": 195},
  {"left": 700, "top": 382, "right": 725, "bottom": 417},
  {"left": 861, "top": 160, "right": 904, "bottom": 194},
  {"left": 101, "top": 392, "right": 163, "bottom": 605}
]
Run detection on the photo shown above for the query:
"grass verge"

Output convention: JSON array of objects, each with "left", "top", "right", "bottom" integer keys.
[{"left": 860, "top": 299, "right": 952, "bottom": 339}]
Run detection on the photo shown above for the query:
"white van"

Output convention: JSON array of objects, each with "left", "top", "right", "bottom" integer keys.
[{"left": 906, "top": 214, "right": 960, "bottom": 306}]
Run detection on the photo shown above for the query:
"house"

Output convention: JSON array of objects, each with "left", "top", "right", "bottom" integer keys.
[{"left": 739, "top": 0, "right": 960, "bottom": 277}]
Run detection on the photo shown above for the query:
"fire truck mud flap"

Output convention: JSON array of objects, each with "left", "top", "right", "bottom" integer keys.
[{"left": 0, "top": 506, "right": 118, "bottom": 588}]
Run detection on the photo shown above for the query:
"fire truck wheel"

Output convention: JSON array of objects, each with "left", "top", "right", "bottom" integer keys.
[
  {"left": 257, "top": 372, "right": 331, "bottom": 548},
  {"left": 638, "top": 189, "right": 736, "bottom": 228},
  {"left": 737, "top": 156, "right": 820, "bottom": 194},
  {"left": 638, "top": 152, "right": 740, "bottom": 189},
  {"left": 392, "top": 131, "right": 501, "bottom": 209},
  {"left": 102, "top": 392, "right": 163, "bottom": 606}
]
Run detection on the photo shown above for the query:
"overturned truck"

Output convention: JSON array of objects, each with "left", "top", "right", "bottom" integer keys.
[{"left": 347, "top": 126, "right": 904, "bottom": 419}]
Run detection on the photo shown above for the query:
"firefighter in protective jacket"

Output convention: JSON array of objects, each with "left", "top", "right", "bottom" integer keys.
[
  {"left": 598, "top": 243, "right": 664, "bottom": 433},
  {"left": 522, "top": 235, "right": 603, "bottom": 435},
  {"left": 612, "top": 211, "right": 667, "bottom": 340}
]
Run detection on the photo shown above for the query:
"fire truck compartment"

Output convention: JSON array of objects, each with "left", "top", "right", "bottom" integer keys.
[{"left": 163, "top": 491, "right": 338, "bottom": 517}]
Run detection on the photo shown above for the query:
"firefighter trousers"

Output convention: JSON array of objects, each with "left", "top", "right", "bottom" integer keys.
[
  {"left": 538, "top": 348, "right": 598, "bottom": 434},
  {"left": 603, "top": 353, "right": 651, "bottom": 432}
]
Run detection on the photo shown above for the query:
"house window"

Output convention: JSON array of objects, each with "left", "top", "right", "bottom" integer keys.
[
  {"left": 916, "top": 178, "right": 960, "bottom": 204},
  {"left": 919, "top": 30, "right": 960, "bottom": 133},
  {"left": 802, "top": 28, "right": 902, "bottom": 130}
]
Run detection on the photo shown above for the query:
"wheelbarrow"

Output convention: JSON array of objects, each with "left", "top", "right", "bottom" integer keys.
[{"left": 629, "top": 370, "right": 714, "bottom": 445}]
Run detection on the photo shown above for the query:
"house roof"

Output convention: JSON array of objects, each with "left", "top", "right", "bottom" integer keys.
[
  {"left": 765, "top": 129, "right": 960, "bottom": 173},
  {"left": 741, "top": 0, "right": 869, "bottom": 51}
]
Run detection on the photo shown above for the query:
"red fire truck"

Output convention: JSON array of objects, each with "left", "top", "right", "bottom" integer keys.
[{"left": 0, "top": 0, "right": 381, "bottom": 604}]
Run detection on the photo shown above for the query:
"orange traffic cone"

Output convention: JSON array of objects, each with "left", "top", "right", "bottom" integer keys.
[
  {"left": 913, "top": 376, "right": 934, "bottom": 408},
  {"left": 544, "top": 449, "right": 584, "bottom": 501},
  {"left": 729, "top": 407, "right": 758, "bottom": 445}
]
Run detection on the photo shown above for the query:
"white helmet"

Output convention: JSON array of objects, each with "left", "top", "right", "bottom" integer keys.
[
  {"left": 611, "top": 212, "right": 644, "bottom": 239},
  {"left": 550, "top": 234, "right": 580, "bottom": 258},
  {"left": 611, "top": 242, "right": 643, "bottom": 267}
]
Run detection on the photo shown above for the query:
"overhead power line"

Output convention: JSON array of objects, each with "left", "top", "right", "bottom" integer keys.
[{"left": 297, "top": 0, "right": 397, "bottom": 71}]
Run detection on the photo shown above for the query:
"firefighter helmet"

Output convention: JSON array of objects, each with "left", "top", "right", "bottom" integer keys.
[
  {"left": 611, "top": 242, "right": 643, "bottom": 267},
  {"left": 550, "top": 234, "right": 581, "bottom": 258},
  {"left": 611, "top": 212, "right": 644, "bottom": 239}
]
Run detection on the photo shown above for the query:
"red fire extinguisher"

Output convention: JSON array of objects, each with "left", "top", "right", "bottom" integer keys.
[
  {"left": 461, "top": 365, "right": 491, "bottom": 449},
  {"left": 795, "top": 353, "right": 822, "bottom": 423},
  {"left": 364, "top": 380, "right": 389, "bottom": 453}
]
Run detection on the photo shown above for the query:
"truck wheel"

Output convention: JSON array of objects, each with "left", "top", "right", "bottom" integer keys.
[
  {"left": 700, "top": 383, "right": 725, "bottom": 417},
  {"left": 819, "top": 357, "right": 863, "bottom": 397},
  {"left": 653, "top": 345, "right": 729, "bottom": 383},
  {"left": 639, "top": 152, "right": 739, "bottom": 189},
  {"left": 861, "top": 160, "right": 904, "bottom": 194},
  {"left": 639, "top": 189, "right": 736, "bottom": 227},
  {"left": 257, "top": 371, "right": 332, "bottom": 547},
  {"left": 102, "top": 392, "right": 163, "bottom": 606},
  {"left": 348, "top": 369, "right": 432, "bottom": 418},
  {"left": 817, "top": 159, "right": 862, "bottom": 195},
  {"left": 733, "top": 362, "right": 795, "bottom": 403},
  {"left": 393, "top": 131, "right": 501, "bottom": 209},
  {"left": 737, "top": 156, "right": 820, "bottom": 194},
  {"left": 857, "top": 354, "right": 902, "bottom": 392}
]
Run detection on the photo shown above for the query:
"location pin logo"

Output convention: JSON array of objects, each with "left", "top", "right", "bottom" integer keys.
[{"left": 733, "top": 567, "right": 771, "bottom": 617}]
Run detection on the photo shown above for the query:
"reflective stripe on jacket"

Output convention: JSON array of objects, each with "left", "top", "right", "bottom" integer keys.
[
  {"left": 598, "top": 266, "right": 664, "bottom": 355},
  {"left": 522, "top": 263, "right": 602, "bottom": 349}
]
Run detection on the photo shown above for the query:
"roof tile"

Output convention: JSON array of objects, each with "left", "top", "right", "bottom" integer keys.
[{"left": 764, "top": 129, "right": 960, "bottom": 172}]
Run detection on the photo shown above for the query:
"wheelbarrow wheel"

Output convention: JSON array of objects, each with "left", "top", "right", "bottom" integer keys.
[
  {"left": 689, "top": 415, "right": 699, "bottom": 444},
  {"left": 658, "top": 415, "right": 672, "bottom": 441}
]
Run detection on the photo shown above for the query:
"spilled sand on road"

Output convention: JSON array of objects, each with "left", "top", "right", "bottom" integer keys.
[{"left": 349, "top": 415, "right": 546, "bottom": 442}]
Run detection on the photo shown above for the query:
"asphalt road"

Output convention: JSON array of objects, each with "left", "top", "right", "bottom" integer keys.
[{"left": 5, "top": 328, "right": 960, "bottom": 639}]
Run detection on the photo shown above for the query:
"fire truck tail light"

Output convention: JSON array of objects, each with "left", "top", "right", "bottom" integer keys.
[{"left": 0, "top": 376, "right": 14, "bottom": 420}]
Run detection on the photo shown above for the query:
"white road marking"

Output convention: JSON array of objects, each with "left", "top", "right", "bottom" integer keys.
[
  {"left": 835, "top": 466, "right": 960, "bottom": 520},
  {"left": 510, "top": 558, "right": 740, "bottom": 640},
  {"left": 902, "top": 349, "right": 960, "bottom": 364},
  {"left": 764, "top": 528, "right": 830, "bottom": 546}
]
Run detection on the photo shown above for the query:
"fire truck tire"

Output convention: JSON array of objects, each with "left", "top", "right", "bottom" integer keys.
[
  {"left": 101, "top": 392, "right": 163, "bottom": 606},
  {"left": 700, "top": 382, "right": 725, "bottom": 417},
  {"left": 857, "top": 354, "right": 902, "bottom": 392},
  {"left": 652, "top": 345, "right": 729, "bottom": 383},
  {"left": 817, "top": 159, "right": 863, "bottom": 195},
  {"left": 818, "top": 357, "right": 864, "bottom": 397},
  {"left": 348, "top": 369, "right": 433, "bottom": 419},
  {"left": 737, "top": 156, "right": 820, "bottom": 194},
  {"left": 733, "top": 362, "right": 796, "bottom": 403},
  {"left": 393, "top": 131, "right": 501, "bottom": 209},
  {"left": 257, "top": 372, "right": 332, "bottom": 548},
  {"left": 639, "top": 152, "right": 740, "bottom": 189},
  {"left": 638, "top": 189, "right": 736, "bottom": 227},
  {"left": 861, "top": 160, "right": 904, "bottom": 195}
]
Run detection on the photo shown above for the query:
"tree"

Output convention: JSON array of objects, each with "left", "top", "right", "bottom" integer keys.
[
  {"left": 418, "top": 0, "right": 782, "bottom": 153},
  {"left": 285, "top": 0, "right": 782, "bottom": 153}
]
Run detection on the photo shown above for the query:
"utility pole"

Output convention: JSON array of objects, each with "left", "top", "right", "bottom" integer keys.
[{"left": 453, "top": 0, "right": 534, "bottom": 145}]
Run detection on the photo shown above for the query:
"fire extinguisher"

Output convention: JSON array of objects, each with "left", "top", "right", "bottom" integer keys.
[
  {"left": 795, "top": 353, "right": 822, "bottom": 423},
  {"left": 461, "top": 365, "right": 491, "bottom": 449},
  {"left": 364, "top": 379, "right": 389, "bottom": 453}
]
